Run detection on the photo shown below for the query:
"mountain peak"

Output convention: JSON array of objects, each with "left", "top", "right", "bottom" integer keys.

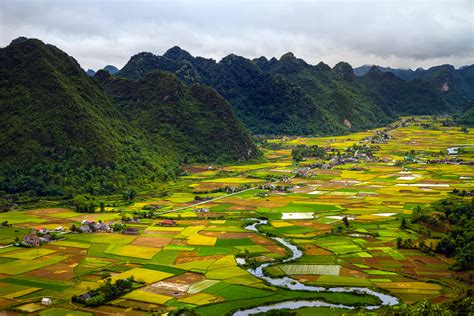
[
  {"left": 367, "top": 65, "right": 383, "bottom": 77},
  {"left": 86, "top": 69, "right": 96, "bottom": 77},
  {"left": 164, "top": 46, "right": 193, "bottom": 61},
  {"left": 10, "top": 36, "right": 30, "bottom": 45},
  {"left": 333, "top": 62, "right": 354, "bottom": 81},
  {"left": 103, "top": 65, "right": 119, "bottom": 75},
  {"left": 280, "top": 52, "right": 296, "bottom": 60},
  {"left": 316, "top": 62, "right": 331, "bottom": 71}
]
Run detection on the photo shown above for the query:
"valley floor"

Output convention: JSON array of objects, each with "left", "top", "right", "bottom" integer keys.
[{"left": 0, "top": 116, "right": 472, "bottom": 315}]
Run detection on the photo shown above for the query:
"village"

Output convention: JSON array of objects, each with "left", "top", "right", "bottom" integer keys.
[{"left": 19, "top": 218, "right": 180, "bottom": 247}]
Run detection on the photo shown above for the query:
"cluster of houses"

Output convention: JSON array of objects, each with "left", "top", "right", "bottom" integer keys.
[
  {"left": 21, "top": 217, "right": 181, "bottom": 248},
  {"left": 194, "top": 208, "right": 209, "bottom": 213},
  {"left": 363, "top": 129, "right": 392, "bottom": 144},
  {"left": 77, "top": 219, "right": 140, "bottom": 235},
  {"left": 259, "top": 183, "right": 293, "bottom": 193},
  {"left": 77, "top": 220, "right": 112, "bottom": 233},
  {"left": 426, "top": 157, "right": 464, "bottom": 165},
  {"left": 22, "top": 226, "right": 65, "bottom": 247}
]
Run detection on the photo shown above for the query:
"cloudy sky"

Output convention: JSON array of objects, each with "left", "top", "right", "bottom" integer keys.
[{"left": 1, "top": 0, "right": 473, "bottom": 71}]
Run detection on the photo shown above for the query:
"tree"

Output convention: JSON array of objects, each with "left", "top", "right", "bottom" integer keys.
[
  {"left": 400, "top": 218, "right": 408, "bottom": 229},
  {"left": 342, "top": 216, "right": 350, "bottom": 228},
  {"left": 436, "top": 235, "right": 456, "bottom": 257},
  {"left": 73, "top": 194, "right": 97, "bottom": 213},
  {"left": 122, "top": 188, "right": 137, "bottom": 202}
]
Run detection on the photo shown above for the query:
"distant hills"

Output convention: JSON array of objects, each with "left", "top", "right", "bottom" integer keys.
[
  {"left": 354, "top": 64, "right": 474, "bottom": 100},
  {"left": 0, "top": 38, "right": 257, "bottom": 196},
  {"left": 95, "top": 70, "right": 257, "bottom": 163},
  {"left": 116, "top": 47, "right": 472, "bottom": 135},
  {"left": 85, "top": 65, "right": 119, "bottom": 77},
  {"left": 1, "top": 37, "right": 472, "bottom": 196}
]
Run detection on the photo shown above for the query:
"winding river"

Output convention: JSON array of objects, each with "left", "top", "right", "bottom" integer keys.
[{"left": 233, "top": 219, "right": 399, "bottom": 316}]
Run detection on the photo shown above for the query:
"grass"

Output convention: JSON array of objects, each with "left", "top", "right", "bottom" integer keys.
[
  {"left": 0, "top": 118, "right": 471, "bottom": 312},
  {"left": 47, "top": 211, "right": 80, "bottom": 219},
  {"left": 0, "top": 255, "right": 67, "bottom": 275},
  {"left": 52, "top": 240, "right": 90, "bottom": 248},
  {"left": 1, "top": 248, "right": 55, "bottom": 259},
  {"left": 206, "top": 266, "right": 248, "bottom": 279},
  {"left": 67, "top": 233, "right": 135, "bottom": 245},
  {"left": 110, "top": 268, "right": 173, "bottom": 283},
  {"left": 104, "top": 244, "right": 161, "bottom": 259},
  {"left": 3, "top": 287, "right": 41, "bottom": 299},
  {"left": 39, "top": 308, "right": 92, "bottom": 316},
  {"left": 0, "top": 211, "right": 45, "bottom": 224},
  {"left": 179, "top": 293, "right": 220, "bottom": 305},
  {"left": 1, "top": 276, "right": 71, "bottom": 291},
  {"left": 279, "top": 264, "right": 340, "bottom": 276},
  {"left": 187, "top": 235, "right": 217, "bottom": 246},
  {"left": 0, "top": 227, "right": 30, "bottom": 245},
  {"left": 149, "top": 250, "right": 180, "bottom": 265},
  {"left": 205, "top": 283, "right": 274, "bottom": 300},
  {"left": 313, "top": 275, "right": 372, "bottom": 286},
  {"left": 123, "top": 290, "right": 173, "bottom": 304},
  {"left": 202, "top": 177, "right": 264, "bottom": 183},
  {"left": 215, "top": 238, "right": 255, "bottom": 247},
  {"left": 188, "top": 280, "right": 220, "bottom": 294},
  {"left": 141, "top": 264, "right": 185, "bottom": 275},
  {"left": 16, "top": 303, "right": 45, "bottom": 313}
]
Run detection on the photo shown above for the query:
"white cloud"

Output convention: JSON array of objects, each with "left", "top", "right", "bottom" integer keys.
[{"left": 1, "top": 0, "right": 472, "bottom": 70}]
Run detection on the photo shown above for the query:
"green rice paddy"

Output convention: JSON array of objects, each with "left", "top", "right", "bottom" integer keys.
[{"left": 1, "top": 117, "right": 472, "bottom": 314}]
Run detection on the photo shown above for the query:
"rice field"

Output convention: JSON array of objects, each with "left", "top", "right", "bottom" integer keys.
[{"left": 1, "top": 117, "right": 472, "bottom": 314}]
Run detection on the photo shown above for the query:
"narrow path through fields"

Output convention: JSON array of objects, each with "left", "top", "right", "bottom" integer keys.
[{"left": 157, "top": 187, "right": 255, "bottom": 215}]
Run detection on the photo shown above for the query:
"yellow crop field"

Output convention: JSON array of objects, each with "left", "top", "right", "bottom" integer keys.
[
  {"left": 206, "top": 266, "right": 248, "bottom": 279},
  {"left": 187, "top": 234, "right": 217, "bottom": 246},
  {"left": 1, "top": 248, "right": 55, "bottom": 259},
  {"left": 110, "top": 268, "right": 173, "bottom": 283},
  {"left": 104, "top": 244, "right": 161, "bottom": 259},
  {"left": 3, "top": 287, "right": 41, "bottom": 299},
  {"left": 179, "top": 293, "right": 221, "bottom": 305},
  {"left": 271, "top": 221, "right": 293, "bottom": 228},
  {"left": 123, "top": 290, "right": 173, "bottom": 304}
]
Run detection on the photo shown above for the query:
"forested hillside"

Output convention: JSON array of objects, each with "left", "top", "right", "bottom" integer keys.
[
  {"left": 95, "top": 70, "right": 257, "bottom": 163},
  {"left": 0, "top": 38, "right": 257, "bottom": 196},
  {"left": 117, "top": 47, "right": 469, "bottom": 135}
]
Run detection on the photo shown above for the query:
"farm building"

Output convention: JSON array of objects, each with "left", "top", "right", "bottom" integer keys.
[
  {"left": 122, "top": 228, "right": 139, "bottom": 235},
  {"left": 23, "top": 234, "right": 40, "bottom": 247},
  {"left": 78, "top": 292, "right": 92, "bottom": 301},
  {"left": 159, "top": 220, "right": 176, "bottom": 226}
]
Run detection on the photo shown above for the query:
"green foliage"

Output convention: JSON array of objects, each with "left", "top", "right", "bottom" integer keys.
[
  {"left": 73, "top": 194, "right": 98, "bottom": 213},
  {"left": 0, "top": 38, "right": 258, "bottom": 197},
  {"left": 412, "top": 196, "right": 473, "bottom": 271},
  {"left": 0, "top": 38, "right": 181, "bottom": 196},
  {"left": 95, "top": 70, "right": 258, "bottom": 163},
  {"left": 72, "top": 277, "right": 135, "bottom": 307},
  {"left": 378, "top": 294, "right": 473, "bottom": 316},
  {"left": 117, "top": 48, "right": 392, "bottom": 135},
  {"left": 457, "top": 102, "right": 474, "bottom": 127},
  {"left": 122, "top": 188, "right": 137, "bottom": 202},
  {"left": 118, "top": 48, "right": 470, "bottom": 136},
  {"left": 291, "top": 145, "right": 326, "bottom": 162},
  {"left": 359, "top": 66, "right": 470, "bottom": 115}
]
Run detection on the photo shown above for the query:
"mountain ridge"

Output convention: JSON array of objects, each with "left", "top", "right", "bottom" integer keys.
[{"left": 0, "top": 38, "right": 258, "bottom": 196}]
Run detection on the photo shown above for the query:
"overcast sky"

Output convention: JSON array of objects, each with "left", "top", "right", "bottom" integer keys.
[{"left": 1, "top": 0, "right": 473, "bottom": 71}]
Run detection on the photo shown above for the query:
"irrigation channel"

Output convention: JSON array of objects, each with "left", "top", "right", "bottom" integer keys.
[{"left": 233, "top": 219, "right": 399, "bottom": 316}]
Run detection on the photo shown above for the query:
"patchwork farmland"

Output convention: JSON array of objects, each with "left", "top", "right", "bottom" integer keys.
[{"left": 0, "top": 117, "right": 472, "bottom": 315}]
